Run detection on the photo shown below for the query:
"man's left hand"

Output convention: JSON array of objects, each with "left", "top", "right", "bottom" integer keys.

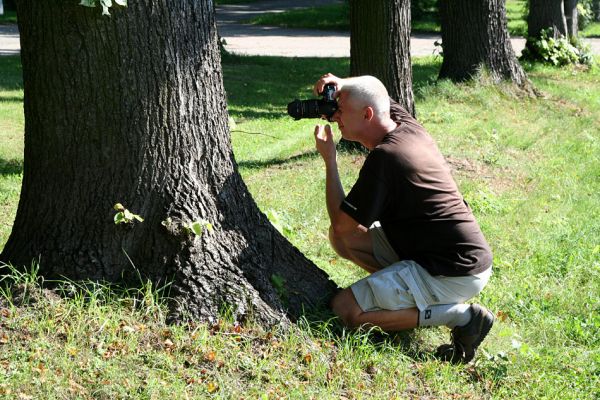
[{"left": 314, "top": 124, "right": 336, "bottom": 163}]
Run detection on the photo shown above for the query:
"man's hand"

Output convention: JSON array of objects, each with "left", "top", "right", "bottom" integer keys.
[
  {"left": 314, "top": 73, "right": 344, "bottom": 97},
  {"left": 314, "top": 124, "right": 336, "bottom": 163}
]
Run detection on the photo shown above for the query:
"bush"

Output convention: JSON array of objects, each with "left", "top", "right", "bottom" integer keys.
[
  {"left": 521, "top": 28, "right": 595, "bottom": 66},
  {"left": 578, "top": 0, "right": 595, "bottom": 30}
]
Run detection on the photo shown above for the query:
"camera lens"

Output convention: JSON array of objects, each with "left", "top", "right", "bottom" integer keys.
[{"left": 287, "top": 99, "right": 303, "bottom": 120}]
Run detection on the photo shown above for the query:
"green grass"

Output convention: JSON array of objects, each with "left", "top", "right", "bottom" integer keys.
[
  {"left": 0, "top": 11, "right": 17, "bottom": 24},
  {"left": 506, "top": 0, "right": 528, "bottom": 37},
  {"left": 0, "top": 56, "right": 23, "bottom": 248},
  {"left": 246, "top": 0, "right": 600, "bottom": 39},
  {"left": 247, "top": 0, "right": 529, "bottom": 35},
  {"left": 247, "top": 3, "right": 349, "bottom": 32},
  {"left": 215, "top": 0, "right": 260, "bottom": 5},
  {"left": 582, "top": 21, "right": 600, "bottom": 37},
  {"left": 1, "top": 54, "right": 600, "bottom": 398}
]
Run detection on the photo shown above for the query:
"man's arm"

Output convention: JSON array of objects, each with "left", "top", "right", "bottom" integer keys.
[{"left": 314, "top": 125, "right": 364, "bottom": 235}]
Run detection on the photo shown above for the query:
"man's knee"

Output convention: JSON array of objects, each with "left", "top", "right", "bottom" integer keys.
[
  {"left": 331, "top": 289, "right": 362, "bottom": 328},
  {"left": 328, "top": 226, "right": 350, "bottom": 259}
]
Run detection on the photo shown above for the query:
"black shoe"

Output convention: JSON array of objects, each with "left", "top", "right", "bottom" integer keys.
[{"left": 435, "top": 304, "right": 494, "bottom": 364}]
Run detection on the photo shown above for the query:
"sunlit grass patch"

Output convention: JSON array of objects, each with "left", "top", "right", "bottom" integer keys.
[{"left": 1, "top": 52, "right": 599, "bottom": 398}]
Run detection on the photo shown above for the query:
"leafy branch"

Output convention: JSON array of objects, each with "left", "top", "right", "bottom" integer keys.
[{"left": 80, "top": 0, "right": 127, "bottom": 16}]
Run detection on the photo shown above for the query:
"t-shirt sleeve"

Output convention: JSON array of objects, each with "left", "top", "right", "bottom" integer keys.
[{"left": 340, "top": 151, "right": 388, "bottom": 227}]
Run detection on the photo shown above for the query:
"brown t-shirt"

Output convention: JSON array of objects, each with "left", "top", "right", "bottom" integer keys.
[{"left": 340, "top": 101, "right": 492, "bottom": 276}]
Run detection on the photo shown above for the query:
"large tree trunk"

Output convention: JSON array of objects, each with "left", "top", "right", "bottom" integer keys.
[
  {"left": 564, "top": 0, "right": 578, "bottom": 38},
  {"left": 527, "top": 0, "right": 567, "bottom": 39},
  {"left": 3, "top": 0, "right": 337, "bottom": 325},
  {"left": 438, "top": 0, "right": 528, "bottom": 85},
  {"left": 349, "top": 0, "right": 414, "bottom": 116}
]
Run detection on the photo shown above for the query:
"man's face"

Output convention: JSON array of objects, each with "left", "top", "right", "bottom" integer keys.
[{"left": 331, "top": 92, "right": 366, "bottom": 142}]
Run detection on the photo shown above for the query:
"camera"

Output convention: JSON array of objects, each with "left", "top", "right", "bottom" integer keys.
[{"left": 287, "top": 84, "right": 338, "bottom": 121}]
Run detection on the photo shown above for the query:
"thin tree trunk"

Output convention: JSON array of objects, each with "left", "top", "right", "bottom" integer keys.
[
  {"left": 349, "top": 0, "right": 414, "bottom": 116},
  {"left": 528, "top": 0, "right": 567, "bottom": 39},
  {"left": 438, "top": 0, "right": 528, "bottom": 85},
  {"left": 3, "top": 0, "right": 337, "bottom": 325},
  {"left": 564, "top": 0, "right": 578, "bottom": 38}
]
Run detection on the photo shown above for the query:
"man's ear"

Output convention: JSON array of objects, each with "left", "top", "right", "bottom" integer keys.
[{"left": 364, "top": 106, "right": 374, "bottom": 121}]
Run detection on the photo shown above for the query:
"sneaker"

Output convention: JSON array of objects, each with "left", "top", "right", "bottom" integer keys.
[{"left": 435, "top": 304, "right": 494, "bottom": 364}]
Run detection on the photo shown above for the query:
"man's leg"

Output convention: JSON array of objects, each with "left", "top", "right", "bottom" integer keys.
[
  {"left": 330, "top": 288, "right": 419, "bottom": 331},
  {"left": 328, "top": 226, "right": 381, "bottom": 273},
  {"left": 330, "top": 288, "right": 473, "bottom": 331}
]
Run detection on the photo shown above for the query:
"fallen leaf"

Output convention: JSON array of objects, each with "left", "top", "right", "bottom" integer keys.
[
  {"left": 303, "top": 353, "right": 313, "bottom": 364},
  {"left": 206, "top": 381, "right": 218, "bottom": 393},
  {"left": 496, "top": 310, "right": 509, "bottom": 322},
  {"left": 0, "top": 333, "right": 8, "bottom": 344},
  {"left": 204, "top": 351, "right": 216, "bottom": 362}
]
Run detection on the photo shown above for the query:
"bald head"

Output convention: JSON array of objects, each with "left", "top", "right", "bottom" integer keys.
[{"left": 339, "top": 76, "right": 390, "bottom": 116}]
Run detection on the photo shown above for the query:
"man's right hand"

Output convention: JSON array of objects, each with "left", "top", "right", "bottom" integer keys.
[
  {"left": 314, "top": 73, "right": 344, "bottom": 97},
  {"left": 314, "top": 124, "right": 336, "bottom": 163}
]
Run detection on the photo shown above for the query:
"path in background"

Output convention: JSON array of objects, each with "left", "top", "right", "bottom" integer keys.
[
  {"left": 0, "top": 24, "right": 18, "bottom": 56},
  {"left": 1, "top": 0, "right": 600, "bottom": 57}
]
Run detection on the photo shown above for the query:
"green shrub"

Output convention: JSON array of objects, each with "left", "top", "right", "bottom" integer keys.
[
  {"left": 578, "top": 0, "right": 595, "bottom": 30},
  {"left": 521, "top": 28, "right": 594, "bottom": 66}
]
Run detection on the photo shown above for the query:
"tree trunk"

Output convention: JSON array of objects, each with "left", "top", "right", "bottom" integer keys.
[
  {"left": 349, "top": 0, "right": 414, "bottom": 116},
  {"left": 438, "top": 0, "right": 528, "bottom": 85},
  {"left": 595, "top": 0, "right": 600, "bottom": 21},
  {"left": 527, "top": 0, "right": 567, "bottom": 39},
  {"left": 3, "top": 0, "right": 337, "bottom": 326},
  {"left": 564, "top": 0, "right": 578, "bottom": 38}
]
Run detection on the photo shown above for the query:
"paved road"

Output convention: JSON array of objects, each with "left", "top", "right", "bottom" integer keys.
[
  {"left": 1, "top": 0, "right": 599, "bottom": 58},
  {"left": 0, "top": 24, "right": 18, "bottom": 56}
]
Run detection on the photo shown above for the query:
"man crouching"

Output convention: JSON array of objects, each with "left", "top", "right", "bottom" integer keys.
[{"left": 313, "top": 73, "right": 494, "bottom": 364}]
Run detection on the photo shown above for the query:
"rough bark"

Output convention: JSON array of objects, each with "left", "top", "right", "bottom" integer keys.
[
  {"left": 438, "top": 0, "right": 528, "bottom": 85},
  {"left": 564, "top": 0, "right": 578, "bottom": 37},
  {"left": 3, "top": 0, "right": 337, "bottom": 326},
  {"left": 527, "top": 0, "right": 567, "bottom": 39},
  {"left": 349, "top": 0, "right": 414, "bottom": 116}
]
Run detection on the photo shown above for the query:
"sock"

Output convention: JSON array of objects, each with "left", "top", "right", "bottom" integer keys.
[{"left": 418, "top": 304, "right": 471, "bottom": 328}]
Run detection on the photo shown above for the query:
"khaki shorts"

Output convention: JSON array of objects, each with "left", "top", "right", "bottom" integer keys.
[{"left": 350, "top": 222, "right": 492, "bottom": 312}]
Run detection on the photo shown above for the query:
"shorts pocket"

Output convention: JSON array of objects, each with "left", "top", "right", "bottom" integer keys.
[{"left": 366, "top": 271, "right": 414, "bottom": 310}]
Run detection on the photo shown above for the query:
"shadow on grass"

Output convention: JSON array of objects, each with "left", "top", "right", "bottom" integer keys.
[
  {"left": 222, "top": 52, "right": 442, "bottom": 115},
  {"left": 0, "top": 158, "right": 23, "bottom": 176},
  {"left": 0, "top": 96, "right": 23, "bottom": 102},
  {"left": 0, "top": 55, "right": 23, "bottom": 92},
  {"left": 298, "top": 308, "right": 433, "bottom": 362},
  {"left": 229, "top": 108, "right": 286, "bottom": 120},
  {"left": 237, "top": 149, "right": 319, "bottom": 170},
  {"left": 413, "top": 59, "right": 442, "bottom": 97}
]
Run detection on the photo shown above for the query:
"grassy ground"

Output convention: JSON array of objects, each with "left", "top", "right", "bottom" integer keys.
[
  {"left": 0, "top": 11, "right": 17, "bottom": 25},
  {"left": 1, "top": 54, "right": 599, "bottom": 398},
  {"left": 247, "top": 0, "right": 600, "bottom": 38}
]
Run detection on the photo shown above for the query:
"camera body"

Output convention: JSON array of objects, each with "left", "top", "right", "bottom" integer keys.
[{"left": 287, "top": 84, "right": 338, "bottom": 121}]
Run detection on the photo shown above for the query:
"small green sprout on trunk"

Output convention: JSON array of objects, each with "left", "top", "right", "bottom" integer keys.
[
  {"left": 113, "top": 203, "right": 144, "bottom": 225},
  {"left": 161, "top": 217, "right": 213, "bottom": 238},
  {"left": 183, "top": 220, "right": 213, "bottom": 237}
]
